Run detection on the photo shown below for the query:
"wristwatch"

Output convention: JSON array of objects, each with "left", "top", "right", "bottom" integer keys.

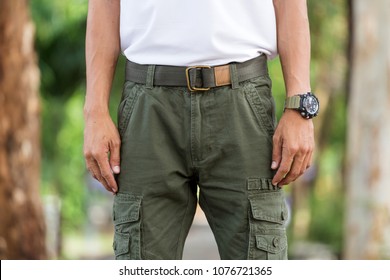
[{"left": 284, "top": 92, "right": 319, "bottom": 119}]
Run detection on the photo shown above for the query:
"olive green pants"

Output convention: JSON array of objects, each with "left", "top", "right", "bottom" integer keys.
[{"left": 113, "top": 64, "right": 289, "bottom": 260}]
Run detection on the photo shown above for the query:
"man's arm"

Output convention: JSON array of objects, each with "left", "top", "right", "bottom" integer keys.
[
  {"left": 84, "top": 0, "right": 120, "bottom": 193},
  {"left": 271, "top": 0, "right": 315, "bottom": 186}
]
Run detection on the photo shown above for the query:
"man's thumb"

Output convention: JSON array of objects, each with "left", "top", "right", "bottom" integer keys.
[
  {"left": 272, "top": 137, "right": 282, "bottom": 170},
  {"left": 110, "top": 142, "right": 121, "bottom": 174}
]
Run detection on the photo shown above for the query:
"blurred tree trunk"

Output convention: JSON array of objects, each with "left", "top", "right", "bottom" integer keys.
[
  {"left": 0, "top": 0, "right": 46, "bottom": 259},
  {"left": 345, "top": 0, "right": 390, "bottom": 259}
]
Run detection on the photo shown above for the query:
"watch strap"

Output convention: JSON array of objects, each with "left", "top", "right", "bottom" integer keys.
[{"left": 284, "top": 95, "right": 301, "bottom": 109}]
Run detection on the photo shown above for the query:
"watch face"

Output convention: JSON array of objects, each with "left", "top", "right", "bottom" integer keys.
[{"left": 303, "top": 95, "right": 319, "bottom": 115}]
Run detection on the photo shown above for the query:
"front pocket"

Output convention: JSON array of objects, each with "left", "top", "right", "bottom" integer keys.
[
  {"left": 117, "top": 81, "right": 141, "bottom": 137},
  {"left": 244, "top": 76, "right": 276, "bottom": 138},
  {"left": 248, "top": 185, "right": 289, "bottom": 260},
  {"left": 112, "top": 193, "right": 142, "bottom": 259}
]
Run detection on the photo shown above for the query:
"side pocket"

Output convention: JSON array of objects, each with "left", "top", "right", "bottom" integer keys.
[
  {"left": 112, "top": 193, "right": 142, "bottom": 260},
  {"left": 117, "top": 81, "right": 140, "bottom": 138},
  {"left": 244, "top": 76, "right": 276, "bottom": 138},
  {"left": 247, "top": 181, "right": 289, "bottom": 260}
]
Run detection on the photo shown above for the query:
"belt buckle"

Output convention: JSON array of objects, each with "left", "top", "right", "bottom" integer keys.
[{"left": 185, "top": 66, "right": 211, "bottom": 91}]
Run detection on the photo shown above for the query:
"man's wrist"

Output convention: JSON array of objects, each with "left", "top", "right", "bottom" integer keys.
[
  {"left": 83, "top": 104, "right": 110, "bottom": 120},
  {"left": 283, "top": 108, "right": 313, "bottom": 119},
  {"left": 284, "top": 92, "right": 319, "bottom": 119}
]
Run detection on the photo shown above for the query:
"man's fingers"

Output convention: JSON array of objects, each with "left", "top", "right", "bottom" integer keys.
[
  {"left": 86, "top": 158, "right": 99, "bottom": 180},
  {"left": 96, "top": 154, "right": 118, "bottom": 193},
  {"left": 303, "top": 150, "right": 313, "bottom": 171},
  {"left": 84, "top": 146, "right": 119, "bottom": 193},
  {"left": 272, "top": 146, "right": 294, "bottom": 186},
  {"left": 86, "top": 157, "right": 115, "bottom": 193},
  {"left": 95, "top": 173, "right": 113, "bottom": 194},
  {"left": 279, "top": 154, "right": 305, "bottom": 186},
  {"left": 85, "top": 151, "right": 99, "bottom": 178}
]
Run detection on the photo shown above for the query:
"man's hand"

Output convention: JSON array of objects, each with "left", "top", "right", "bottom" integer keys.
[
  {"left": 271, "top": 109, "right": 314, "bottom": 186},
  {"left": 84, "top": 111, "right": 121, "bottom": 193}
]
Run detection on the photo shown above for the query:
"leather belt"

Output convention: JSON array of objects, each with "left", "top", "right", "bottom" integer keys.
[{"left": 125, "top": 54, "right": 268, "bottom": 91}]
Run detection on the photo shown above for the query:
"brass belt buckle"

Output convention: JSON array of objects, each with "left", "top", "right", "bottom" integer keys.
[{"left": 185, "top": 65, "right": 211, "bottom": 91}]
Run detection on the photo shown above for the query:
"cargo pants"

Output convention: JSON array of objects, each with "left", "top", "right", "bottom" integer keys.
[{"left": 113, "top": 58, "right": 289, "bottom": 260}]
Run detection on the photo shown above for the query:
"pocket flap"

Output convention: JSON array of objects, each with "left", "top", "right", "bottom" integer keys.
[
  {"left": 113, "top": 193, "right": 142, "bottom": 225},
  {"left": 256, "top": 230, "right": 287, "bottom": 254},
  {"left": 113, "top": 232, "right": 130, "bottom": 257},
  {"left": 249, "top": 191, "right": 288, "bottom": 224}
]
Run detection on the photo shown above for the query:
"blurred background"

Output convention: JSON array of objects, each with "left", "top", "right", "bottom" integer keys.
[{"left": 0, "top": 0, "right": 389, "bottom": 260}]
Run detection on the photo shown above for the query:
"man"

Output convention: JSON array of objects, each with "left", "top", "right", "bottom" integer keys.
[{"left": 84, "top": 0, "right": 318, "bottom": 260}]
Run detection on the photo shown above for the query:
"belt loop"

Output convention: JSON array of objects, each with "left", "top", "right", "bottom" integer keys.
[
  {"left": 145, "top": 65, "right": 156, "bottom": 89},
  {"left": 229, "top": 64, "right": 240, "bottom": 89}
]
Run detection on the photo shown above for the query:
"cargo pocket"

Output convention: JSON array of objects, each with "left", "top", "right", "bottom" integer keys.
[
  {"left": 255, "top": 229, "right": 287, "bottom": 260},
  {"left": 244, "top": 75, "right": 276, "bottom": 139},
  {"left": 248, "top": 184, "right": 289, "bottom": 260},
  {"left": 117, "top": 81, "right": 141, "bottom": 138},
  {"left": 112, "top": 193, "right": 142, "bottom": 260}
]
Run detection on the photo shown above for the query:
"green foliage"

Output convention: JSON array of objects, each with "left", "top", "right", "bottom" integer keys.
[
  {"left": 305, "top": 0, "right": 349, "bottom": 256},
  {"left": 56, "top": 91, "right": 88, "bottom": 231},
  {"left": 309, "top": 0, "right": 348, "bottom": 62},
  {"left": 40, "top": 90, "right": 88, "bottom": 232},
  {"left": 32, "top": 0, "right": 89, "bottom": 231},
  {"left": 308, "top": 147, "right": 345, "bottom": 255},
  {"left": 31, "top": 0, "right": 88, "bottom": 98}
]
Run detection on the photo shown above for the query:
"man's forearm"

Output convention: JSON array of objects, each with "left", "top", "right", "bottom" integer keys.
[
  {"left": 85, "top": 0, "right": 120, "bottom": 117},
  {"left": 273, "top": 0, "right": 311, "bottom": 97}
]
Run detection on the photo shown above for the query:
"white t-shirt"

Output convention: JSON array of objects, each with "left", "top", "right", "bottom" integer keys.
[{"left": 120, "top": 0, "right": 277, "bottom": 66}]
